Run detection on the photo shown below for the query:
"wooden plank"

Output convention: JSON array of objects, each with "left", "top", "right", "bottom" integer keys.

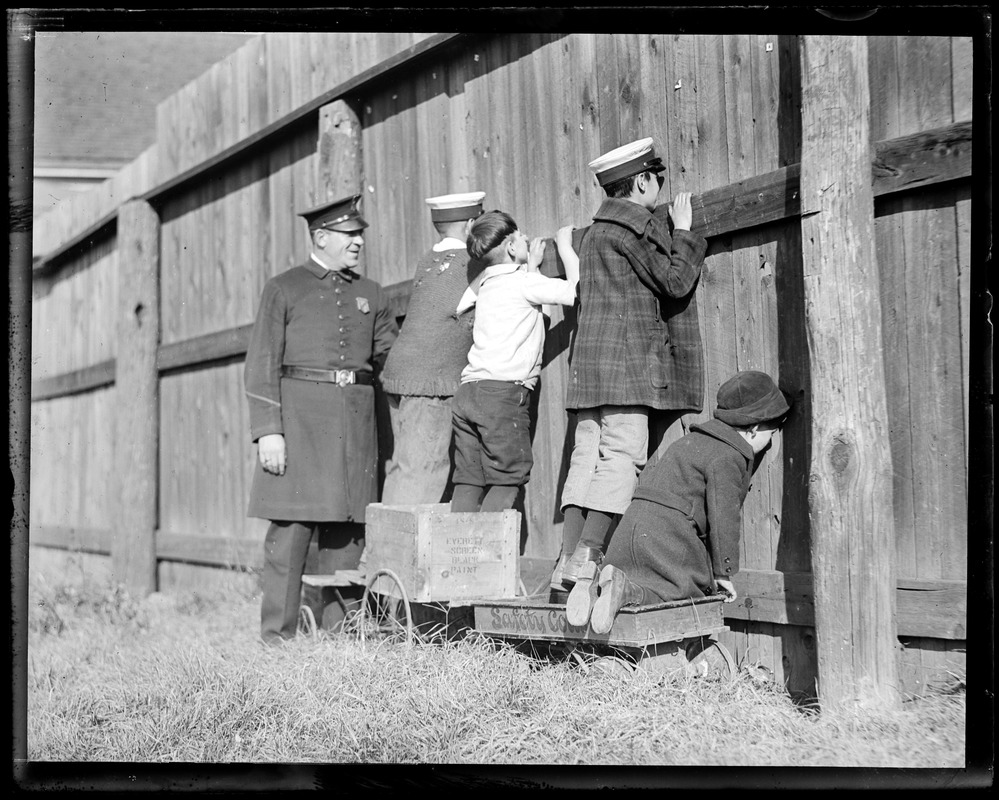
[
  {"left": 156, "top": 324, "right": 254, "bottom": 374},
  {"left": 800, "top": 36, "right": 899, "bottom": 709},
  {"left": 30, "top": 526, "right": 113, "bottom": 555},
  {"left": 111, "top": 200, "right": 160, "bottom": 596},
  {"left": 872, "top": 120, "right": 972, "bottom": 196},
  {"left": 30, "top": 359, "right": 116, "bottom": 400},
  {"left": 902, "top": 192, "right": 968, "bottom": 580},
  {"left": 155, "top": 530, "right": 262, "bottom": 570},
  {"left": 897, "top": 36, "right": 956, "bottom": 135},
  {"left": 874, "top": 195, "right": 918, "bottom": 577},
  {"left": 31, "top": 212, "right": 117, "bottom": 277},
  {"left": 732, "top": 570, "right": 965, "bottom": 639}
]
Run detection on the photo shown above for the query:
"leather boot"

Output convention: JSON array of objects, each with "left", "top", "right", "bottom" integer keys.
[
  {"left": 590, "top": 564, "right": 643, "bottom": 634},
  {"left": 561, "top": 543, "right": 603, "bottom": 586},
  {"left": 565, "top": 560, "right": 600, "bottom": 627},
  {"left": 548, "top": 551, "right": 571, "bottom": 592}
]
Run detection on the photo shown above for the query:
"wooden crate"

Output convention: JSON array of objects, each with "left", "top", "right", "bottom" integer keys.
[{"left": 364, "top": 503, "right": 520, "bottom": 603}]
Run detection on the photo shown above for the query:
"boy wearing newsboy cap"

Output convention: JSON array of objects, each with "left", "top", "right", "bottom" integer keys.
[
  {"left": 565, "top": 371, "right": 792, "bottom": 632},
  {"left": 553, "top": 137, "right": 709, "bottom": 596}
]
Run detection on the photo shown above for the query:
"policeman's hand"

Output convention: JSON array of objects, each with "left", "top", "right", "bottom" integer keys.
[
  {"left": 668, "top": 191, "right": 693, "bottom": 232},
  {"left": 715, "top": 578, "right": 737, "bottom": 603},
  {"left": 258, "top": 433, "right": 287, "bottom": 476},
  {"left": 526, "top": 237, "right": 546, "bottom": 273}
]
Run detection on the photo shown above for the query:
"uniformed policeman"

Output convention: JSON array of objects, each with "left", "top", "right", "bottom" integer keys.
[{"left": 244, "top": 193, "right": 398, "bottom": 645}]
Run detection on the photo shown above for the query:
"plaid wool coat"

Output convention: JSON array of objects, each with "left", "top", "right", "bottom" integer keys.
[{"left": 562, "top": 197, "right": 708, "bottom": 412}]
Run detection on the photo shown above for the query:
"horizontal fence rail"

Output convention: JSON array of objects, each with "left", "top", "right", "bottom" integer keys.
[
  {"left": 30, "top": 526, "right": 968, "bottom": 640},
  {"left": 29, "top": 119, "right": 974, "bottom": 401}
]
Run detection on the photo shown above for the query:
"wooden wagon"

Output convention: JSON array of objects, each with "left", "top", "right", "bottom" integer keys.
[{"left": 462, "top": 594, "right": 737, "bottom": 680}]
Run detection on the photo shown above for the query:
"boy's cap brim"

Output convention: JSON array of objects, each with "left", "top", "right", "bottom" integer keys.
[{"left": 589, "top": 137, "right": 666, "bottom": 187}]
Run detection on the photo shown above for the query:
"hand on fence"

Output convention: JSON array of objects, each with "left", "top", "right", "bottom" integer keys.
[
  {"left": 668, "top": 191, "right": 693, "bottom": 232},
  {"left": 555, "top": 225, "right": 575, "bottom": 250},
  {"left": 714, "top": 577, "right": 737, "bottom": 603},
  {"left": 258, "top": 433, "right": 287, "bottom": 475},
  {"left": 526, "top": 237, "right": 546, "bottom": 273}
]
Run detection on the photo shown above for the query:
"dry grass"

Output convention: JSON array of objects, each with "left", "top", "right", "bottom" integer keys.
[{"left": 25, "top": 567, "right": 967, "bottom": 771}]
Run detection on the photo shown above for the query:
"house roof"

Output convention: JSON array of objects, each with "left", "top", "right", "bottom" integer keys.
[{"left": 34, "top": 31, "right": 255, "bottom": 170}]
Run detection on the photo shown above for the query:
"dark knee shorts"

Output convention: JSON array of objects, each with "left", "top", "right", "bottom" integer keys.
[{"left": 451, "top": 380, "right": 533, "bottom": 487}]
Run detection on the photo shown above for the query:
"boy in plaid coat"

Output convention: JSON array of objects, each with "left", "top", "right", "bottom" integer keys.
[{"left": 552, "top": 137, "right": 708, "bottom": 596}]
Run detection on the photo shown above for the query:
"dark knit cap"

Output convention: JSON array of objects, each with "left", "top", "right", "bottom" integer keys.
[{"left": 713, "top": 371, "right": 791, "bottom": 427}]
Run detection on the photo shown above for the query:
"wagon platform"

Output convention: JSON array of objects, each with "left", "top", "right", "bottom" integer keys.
[{"left": 457, "top": 593, "right": 738, "bottom": 680}]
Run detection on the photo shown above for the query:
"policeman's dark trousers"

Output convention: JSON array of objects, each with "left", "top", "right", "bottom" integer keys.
[{"left": 260, "top": 520, "right": 364, "bottom": 645}]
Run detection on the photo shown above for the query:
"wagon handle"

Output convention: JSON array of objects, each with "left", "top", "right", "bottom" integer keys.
[{"left": 359, "top": 568, "right": 414, "bottom": 646}]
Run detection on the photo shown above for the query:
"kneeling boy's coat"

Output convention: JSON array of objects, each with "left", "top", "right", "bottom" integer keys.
[{"left": 602, "top": 418, "right": 756, "bottom": 603}]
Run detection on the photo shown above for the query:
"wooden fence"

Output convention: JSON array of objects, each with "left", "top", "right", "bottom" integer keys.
[{"left": 28, "top": 32, "right": 977, "bottom": 702}]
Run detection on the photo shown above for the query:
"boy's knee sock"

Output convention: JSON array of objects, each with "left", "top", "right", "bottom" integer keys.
[
  {"left": 577, "top": 510, "right": 618, "bottom": 551},
  {"left": 561, "top": 505, "right": 587, "bottom": 555},
  {"left": 480, "top": 485, "right": 518, "bottom": 512},
  {"left": 450, "top": 484, "right": 485, "bottom": 512}
]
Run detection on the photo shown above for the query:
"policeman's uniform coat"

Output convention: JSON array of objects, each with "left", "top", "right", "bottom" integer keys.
[
  {"left": 244, "top": 258, "right": 398, "bottom": 522},
  {"left": 561, "top": 197, "right": 708, "bottom": 413},
  {"left": 603, "top": 418, "right": 756, "bottom": 602}
]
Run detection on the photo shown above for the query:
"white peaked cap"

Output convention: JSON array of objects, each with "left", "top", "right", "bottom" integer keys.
[
  {"left": 588, "top": 137, "right": 665, "bottom": 187},
  {"left": 425, "top": 191, "right": 487, "bottom": 222}
]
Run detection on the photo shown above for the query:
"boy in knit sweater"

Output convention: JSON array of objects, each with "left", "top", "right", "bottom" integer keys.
[
  {"left": 450, "top": 212, "right": 580, "bottom": 512},
  {"left": 565, "top": 371, "right": 791, "bottom": 632},
  {"left": 380, "top": 192, "right": 487, "bottom": 506}
]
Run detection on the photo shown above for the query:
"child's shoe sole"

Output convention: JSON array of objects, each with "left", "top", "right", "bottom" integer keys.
[
  {"left": 590, "top": 564, "right": 627, "bottom": 634},
  {"left": 565, "top": 560, "right": 599, "bottom": 627}
]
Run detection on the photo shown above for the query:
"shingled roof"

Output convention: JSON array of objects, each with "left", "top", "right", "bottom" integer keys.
[{"left": 34, "top": 31, "right": 255, "bottom": 170}]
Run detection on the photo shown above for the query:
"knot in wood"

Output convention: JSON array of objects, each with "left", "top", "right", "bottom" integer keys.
[{"left": 828, "top": 431, "right": 855, "bottom": 476}]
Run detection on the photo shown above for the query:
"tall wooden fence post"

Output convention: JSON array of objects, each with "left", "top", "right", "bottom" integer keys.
[
  {"left": 112, "top": 199, "right": 161, "bottom": 596},
  {"left": 317, "top": 99, "right": 363, "bottom": 236},
  {"left": 799, "top": 36, "right": 900, "bottom": 710}
]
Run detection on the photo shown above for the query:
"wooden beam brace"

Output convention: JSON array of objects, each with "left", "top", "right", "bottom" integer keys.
[
  {"left": 31, "top": 359, "right": 116, "bottom": 400},
  {"left": 872, "top": 119, "right": 973, "bottom": 197},
  {"left": 157, "top": 324, "right": 253, "bottom": 373}
]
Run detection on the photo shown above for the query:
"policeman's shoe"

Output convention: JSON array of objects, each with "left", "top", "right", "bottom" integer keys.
[
  {"left": 549, "top": 551, "right": 571, "bottom": 591},
  {"left": 565, "top": 560, "right": 600, "bottom": 627},
  {"left": 590, "top": 564, "right": 643, "bottom": 635},
  {"left": 562, "top": 544, "right": 604, "bottom": 586}
]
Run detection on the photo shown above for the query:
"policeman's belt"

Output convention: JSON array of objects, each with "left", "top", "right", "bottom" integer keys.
[{"left": 281, "top": 365, "right": 373, "bottom": 386}]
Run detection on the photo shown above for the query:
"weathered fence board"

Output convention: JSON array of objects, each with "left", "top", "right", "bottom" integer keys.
[{"left": 111, "top": 201, "right": 160, "bottom": 595}]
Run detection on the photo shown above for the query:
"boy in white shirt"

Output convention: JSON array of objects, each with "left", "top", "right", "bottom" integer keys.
[{"left": 450, "top": 211, "right": 579, "bottom": 512}]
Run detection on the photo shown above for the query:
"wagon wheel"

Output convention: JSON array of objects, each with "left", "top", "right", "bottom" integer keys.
[
  {"left": 569, "top": 650, "right": 636, "bottom": 678},
  {"left": 358, "top": 568, "right": 414, "bottom": 645},
  {"left": 685, "top": 637, "right": 737, "bottom": 682},
  {"left": 297, "top": 604, "right": 319, "bottom": 638}
]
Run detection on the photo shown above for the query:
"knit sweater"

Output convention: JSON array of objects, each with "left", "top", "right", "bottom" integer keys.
[{"left": 381, "top": 242, "right": 484, "bottom": 397}]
